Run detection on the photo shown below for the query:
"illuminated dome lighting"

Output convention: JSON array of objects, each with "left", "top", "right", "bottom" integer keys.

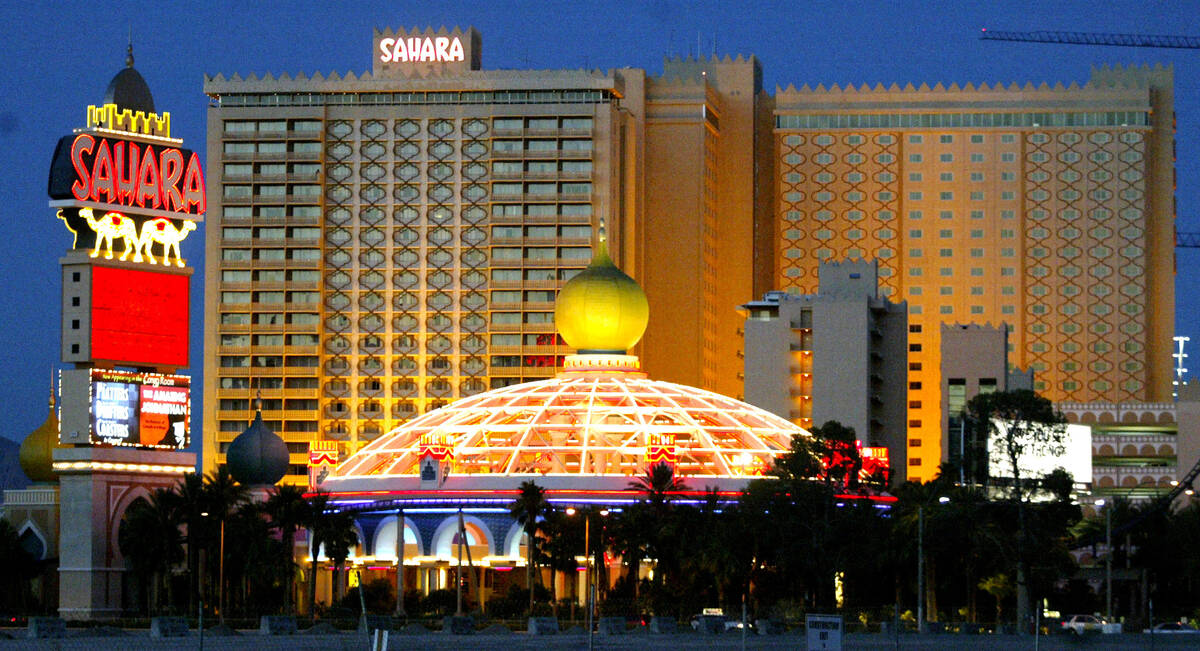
[
  {"left": 553, "top": 232, "right": 648, "bottom": 354},
  {"left": 327, "top": 225, "right": 811, "bottom": 497}
]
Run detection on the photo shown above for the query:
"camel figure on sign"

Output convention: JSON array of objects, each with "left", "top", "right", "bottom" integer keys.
[
  {"left": 78, "top": 207, "right": 143, "bottom": 261},
  {"left": 139, "top": 218, "right": 197, "bottom": 267}
]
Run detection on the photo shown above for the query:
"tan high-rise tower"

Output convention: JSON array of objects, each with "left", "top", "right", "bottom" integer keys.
[{"left": 772, "top": 65, "right": 1175, "bottom": 480}]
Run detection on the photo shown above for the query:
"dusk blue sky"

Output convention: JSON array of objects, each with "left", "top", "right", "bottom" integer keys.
[{"left": 2, "top": 1, "right": 1198, "bottom": 450}]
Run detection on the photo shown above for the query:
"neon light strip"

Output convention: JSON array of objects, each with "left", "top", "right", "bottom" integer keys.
[{"left": 52, "top": 461, "right": 193, "bottom": 474}]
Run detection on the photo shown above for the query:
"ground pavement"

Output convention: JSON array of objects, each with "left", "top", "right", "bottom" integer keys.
[{"left": 2, "top": 629, "right": 1198, "bottom": 650}]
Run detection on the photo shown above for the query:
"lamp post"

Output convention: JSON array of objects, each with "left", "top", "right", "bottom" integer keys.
[
  {"left": 566, "top": 507, "right": 608, "bottom": 651},
  {"left": 394, "top": 507, "right": 406, "bottom": 618},
  {"left": 917, "top": 495, "right": 949, "bottom": 634},
  {"left": 1096, "top": 499, "right": 1111, "bottom": 621}
]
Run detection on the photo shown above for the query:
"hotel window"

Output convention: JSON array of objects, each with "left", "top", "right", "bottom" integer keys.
[
  {"left": 910, "top": 305, "right": 923, "bottom": 314},
  {"left": 939, "top": 154, "right": 953, "bottom": 162},
  {"left": 909, "top": 192, "right": 922, "bottom": 200},
  {"left": 939, "top": 135, "right": 953, "bottom": 143},
  {"left": 939, "top": 249, "right": 952, "bottom": 257},
  {"left": 970, "top": 229, "right": 984, "bottom": 238},
  {"left": 939, "top": 229, "right": 952, "bottom": 238},
  {"left": 940, "top": 173, "right": 953, "bottom": 182},
  {"left": 940, "top": 306, "right": 953, "bottom": 314},
  {"left": 909, "top": 154, "right": 922, "bottom": 163},
  {"left": 939, "top": 267, "right": 952, "bottom": 276},
  {"left": 909, "top": 248, "right": 923, "bottom": 258},
  {"left": 970, "top": 267, "right": 984, "bottom": 276},
  {"left": 909, "top": 135, "right": 923, "bottom": 144},
  {"left": 970, "top": 287, "right": 983, "bottom": 296},
  {"left": 1001, "top": 153, "right": 1016, "bottom": 162},
  {"left": 940, "top": 287, "right": 953, "bottom": 296},
  {"left": 909, "top": 173, "right": 922, "bottom": 182},
  {"left": 970, "top": 192, "right": 983, "bottom": 200},
  {"left": 939, "top": 191, "right": 953, "bottom": 200},
  {"left": 970, "top": 248, "right": 984, "bottom": 257}
]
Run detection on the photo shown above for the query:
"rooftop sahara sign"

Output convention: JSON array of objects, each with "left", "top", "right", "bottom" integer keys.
[
  {"left": 379, "top": 35, "right": 464, "bottom": 63},
  {"left": 373, "top": 27, "right": 481, "bottom": 77}
]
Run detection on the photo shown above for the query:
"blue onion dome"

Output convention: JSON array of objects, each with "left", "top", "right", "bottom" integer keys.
[
  {"left": 103, "top": 43, "right": 155, "bottom": 114},
  {"left": 226, "top": 400, "right": 289, "bottom": 487}
]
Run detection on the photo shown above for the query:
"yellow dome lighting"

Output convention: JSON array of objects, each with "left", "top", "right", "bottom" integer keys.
[{"left": 553, "top": 234, "right": 648, "bottom": 354}]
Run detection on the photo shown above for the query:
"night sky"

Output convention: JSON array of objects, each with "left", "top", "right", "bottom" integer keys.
[{"left": 2, "top": 1, "right": 1198, "bottom": 451}]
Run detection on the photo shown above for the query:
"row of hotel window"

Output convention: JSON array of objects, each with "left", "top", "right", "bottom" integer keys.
[
  {"left": 786, "top": 150, "right": 1139, "bottom": 166},
  {"left": 217, "top": 332, "right": 566, "bottom": 349},
  {"left": 222, "top": 139, "right": 594, "bottom": 155},
  {"left": 222, "top": 182, "right": 592, "bottom": 199},
  {"left": 223, "top": 117, "right": 594, "bottom": 135},
  {"left": 224, "top": 160, "right": 595, "bottom": 180},
  {"left": 784, "top": 208, "right": 1141, "bottom": 223},
  {"left": 793, "top": 170, "right": 1137, "bottom": 184},
  {"left": 221, "top": 225, "right": 591, "bottom": 243},
  {"left": 787, "top": 131, "right": 1142, "bottom": 147},
  {"left": 776, "top": 112, "right": 1149, "bottom": 130}
]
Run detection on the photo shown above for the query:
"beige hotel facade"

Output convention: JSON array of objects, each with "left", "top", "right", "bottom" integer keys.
[{"left": 203, "top": 27, "right": 1173, "bottom": 483}]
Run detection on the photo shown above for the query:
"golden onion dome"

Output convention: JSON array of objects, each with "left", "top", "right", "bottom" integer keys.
[
  {"left": 553, "top": 234, "right": 648, "bottom": 354},
  {"left": 19, "top": 388, "right": 61, "bottom": 484}
]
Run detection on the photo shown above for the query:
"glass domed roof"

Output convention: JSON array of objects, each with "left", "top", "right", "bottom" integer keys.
[{"left": 331, "top": 355, "right": 805, "bottom": 485}]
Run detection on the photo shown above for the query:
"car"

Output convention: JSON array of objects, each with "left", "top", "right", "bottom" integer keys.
[
  {"left": 1143, "top": 622, "right": 1200, "bottom": 634},
  {"left": 1061, "top": 614, "right": 1121, "bottom": 635},
  {"left": 689, "top": 612, "right": 753, "bottom": 633}
]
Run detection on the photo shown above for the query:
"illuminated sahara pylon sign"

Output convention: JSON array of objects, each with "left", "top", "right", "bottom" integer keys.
[{"left": 58, "top": 207, "right": 196, "bottom": 266}]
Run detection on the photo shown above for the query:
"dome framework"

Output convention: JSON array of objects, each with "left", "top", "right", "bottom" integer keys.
[{"left": 333, "top": 355, "right": 802, "bottom": 488}]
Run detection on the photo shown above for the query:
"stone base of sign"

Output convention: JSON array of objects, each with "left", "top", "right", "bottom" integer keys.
[{"left": 54, "top": 446, "right": 195, "bottom": 621}]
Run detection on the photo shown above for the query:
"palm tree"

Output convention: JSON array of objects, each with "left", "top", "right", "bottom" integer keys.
[
  {"left": 303, "top": 492, "right": 328, "bottom": 617},
  {"left": 264, "top": 484, "right": 309, "bottom": 614},
  {"left": 199, "top": 467, "right": 249, "bottom": 621},
  {"left": 509, "top": 480, "right": 548, "bottom": 613},
  {"left": 316, "top": 510, "right": 360, "bottom": 604},
  {"left": 117, "top": 488, "right": 184, "bottom": 613},
  {"left": 628, "top": 463, "right": 688, "bottom": 511},
  {"left": 174, "top": 472, "right": 206, "bottom": 614}
]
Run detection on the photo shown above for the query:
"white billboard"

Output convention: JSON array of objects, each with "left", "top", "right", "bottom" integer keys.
[{"left": 987, "top": 421, "right": 1091, "bottom": 485}]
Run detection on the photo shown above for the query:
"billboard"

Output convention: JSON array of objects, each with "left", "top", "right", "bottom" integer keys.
[
  {"left": 90, "top": 265, "right": 189, "bottom": 368},
  {"left": 87, "top": 369, "right": 190, "bottom": 448},
  {"left": 987, "top": 421, "right": 1092, "bottom": 485}
]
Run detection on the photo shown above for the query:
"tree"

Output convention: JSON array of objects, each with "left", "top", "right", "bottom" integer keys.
[
  {"left": 264, "top": 484, "right": 309, "bottom": 614},
  {"left": 314, "top": 509, "right": 359, "bottom": 604},
  {"left": 117, "top": 488, "right": 184, "bottom": 613},
  {"left": 304, "top": 492, "right": 330, "bottom": 617},
  {"left": 628, "top": 463, "right": 688, "bottom": 510},
  {"left": 965, "top": 389, "right": 1065, "bottom": 633},
  {"left": 0, "top": 518, "right": 40, "bottom": 613},
  {"left": 509, "top": 480, "right": 548, "bottom": 613}
]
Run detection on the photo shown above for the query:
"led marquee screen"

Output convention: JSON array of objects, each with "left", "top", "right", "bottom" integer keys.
[
  {"left": 90, "top": 369, "right": 190, "bottom": 449},
  {"left": 91, "top": 265, "right": 189, "bottom": 368}
]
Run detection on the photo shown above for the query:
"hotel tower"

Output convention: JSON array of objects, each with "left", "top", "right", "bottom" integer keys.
[
  {"left": 203, "top": 28, "right": 769, "bottom": 479},
  {"left": 204, "top": 27, "right": 1174, "bottom": 483}
]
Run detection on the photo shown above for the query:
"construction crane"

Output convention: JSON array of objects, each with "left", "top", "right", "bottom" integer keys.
[{"left": 980, "top": 29, "right": 1200, "bottom": 50}]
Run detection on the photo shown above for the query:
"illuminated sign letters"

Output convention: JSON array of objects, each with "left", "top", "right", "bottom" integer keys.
[
  {"left": 48, "top": 133, "right": 205, "bottom": 218},
  {"left": 379, "top": 36, "right": 464, "bottom": 63}
]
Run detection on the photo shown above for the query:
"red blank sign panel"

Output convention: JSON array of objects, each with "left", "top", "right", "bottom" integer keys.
[{"left": 90, "top": 265, "right": 189, "bottom": 368}]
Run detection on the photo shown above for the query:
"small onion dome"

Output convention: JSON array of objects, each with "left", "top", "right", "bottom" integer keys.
[
  {"left": 19, "top": 389, "right": 61, "bottom": 484},
  {"left": 226, "top": 409, "right": 289, "bottom": 487},
  {"left": 103, "top": 44, "right": 155, "bottom": 114},
  {"left": 554, "top": 238, "right": 649, "bottom": 354}
]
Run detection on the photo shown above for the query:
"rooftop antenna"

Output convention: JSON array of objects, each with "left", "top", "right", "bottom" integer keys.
[{"left": 126, "top": 27, "right": 134, "bottom": 67}]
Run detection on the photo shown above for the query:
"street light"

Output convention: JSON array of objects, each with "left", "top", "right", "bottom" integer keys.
[
  {"left": 1096, "top": 499, "right": 1111, "bottom": 621},
  {"left": 566, "top": 507, "right": 609, "bottom": 651},
  {"left": 917, "top": 495, "right": 950, "bottom": 634}
]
